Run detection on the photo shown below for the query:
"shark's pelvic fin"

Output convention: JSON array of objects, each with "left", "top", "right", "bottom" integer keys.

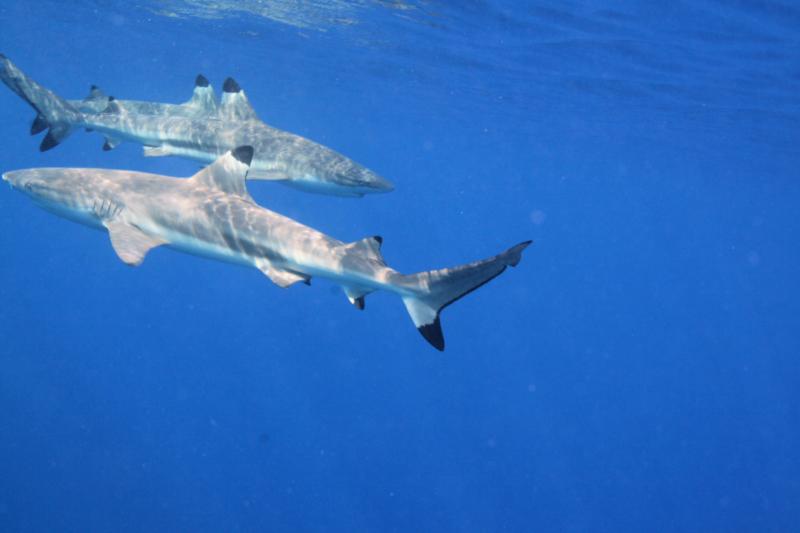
[
  {"left": 254, "top": 258, "right": 311, "bottom": 288},
  {"left": 102, "top": 135, "right": 122, "bottom": 151},
  {"left": 220, "top": 77, "right": 258, "bottom": 121},
  {"left": 104, "top": 219, "right": 167, "bottom": 266},
  {"left": 190, "top": 145, "right": 254, "bottom": 197}
]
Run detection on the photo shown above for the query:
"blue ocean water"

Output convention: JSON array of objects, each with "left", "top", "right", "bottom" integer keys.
[{"left": 0, "top": 1, "right": 798, "bottom": 531}]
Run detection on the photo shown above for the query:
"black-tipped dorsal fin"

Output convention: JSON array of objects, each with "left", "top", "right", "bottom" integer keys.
[
  {"left": 191, "top": 146, "right": 254, "bottom": 197},
  {"left": 220, "top": 77, "right": 258, "bottom": 121},
  {"left": 185, "top": 74, "right": 217, "bottom": 114}
]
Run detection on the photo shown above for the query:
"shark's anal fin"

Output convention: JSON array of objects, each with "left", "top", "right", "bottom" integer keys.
[
  {"left": 343, "top": 285, "right": 371, "bottom": 310},
  {"left": 254, "top": 258, "right": 310, "bottom": 288},
  {"left": 103, "top": 219, "right": 166, "bottom": 266}
]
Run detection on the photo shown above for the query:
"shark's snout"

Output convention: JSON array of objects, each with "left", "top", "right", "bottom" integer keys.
[
  {"left": 2, "top": 171, "right": 21, "bottom": 188},
  {"left": 3, "top": 171, "right": 48, "bottom": 197},
  {"left": 338, "top": 167, "right": 394, "bottom": 194},
  {"left": 365, "top": 172, "right": 394, "bottom": 193}
]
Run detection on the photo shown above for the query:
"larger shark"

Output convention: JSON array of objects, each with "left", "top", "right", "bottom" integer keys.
[
  {"left": 3, "top": 146, "right": 530, "bottom": 350},
  {"left": 0, "top": 54, "right": 393, "bottom": 197}
]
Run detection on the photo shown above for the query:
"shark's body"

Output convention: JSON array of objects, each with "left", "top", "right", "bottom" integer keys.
[
  {"left": 3, "top": 147, "right": 529, "bottom": 350},
  {"left": 0, "top": 55, "right": 393, "bottom": 197}
]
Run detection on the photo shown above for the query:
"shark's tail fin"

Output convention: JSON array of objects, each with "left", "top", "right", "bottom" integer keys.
[
  {"left": 399, "top": 240, "right": 532, "bottom": 351},
  {"left": 0, "top": 54, "right": 82, "bottom": 151}
]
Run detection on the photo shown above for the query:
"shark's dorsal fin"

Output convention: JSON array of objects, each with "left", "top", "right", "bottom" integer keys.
[
  {"left": 191, "top": 146, "right": 254, "bottom": 197},
  {"left": 254, "top": 257, "right": 310, "bottom": 288},
  {"left": 103, "top": 219, "right": 167, "bottom": 266},
  {"left": 219, "top": 77, "right": 258, "bottom": 121},
  {"left": 344, "top": 235, "right": 385, "bottom": 265},
  {"left": 184, "top": 74, "right": 218, "bottom": 115}
]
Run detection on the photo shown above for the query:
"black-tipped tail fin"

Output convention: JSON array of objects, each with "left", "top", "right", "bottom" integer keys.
[
  {"left": 401, "top": 240, "right": 532, "bottom": 351},
  {"left": 0, "top": 55, "right": 81, "bottom": 150},
  {"left": 30, "top": 114, "right": 47, "bottom": 135}
]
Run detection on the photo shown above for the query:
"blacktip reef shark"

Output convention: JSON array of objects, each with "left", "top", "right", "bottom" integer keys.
[
  {"left": 3, "top": 146, "right": 530, "bottom": 350},
  {"left": 0, "top": 54, "right": 393, "bottom": 197}
]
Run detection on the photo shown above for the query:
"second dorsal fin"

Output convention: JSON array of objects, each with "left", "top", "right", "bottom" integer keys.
[{"left": 190, "top": 145, "right": 254, "bottom": 197}]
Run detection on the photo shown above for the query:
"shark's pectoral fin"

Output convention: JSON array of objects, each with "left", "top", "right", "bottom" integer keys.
[
  {"left": 104, "top": 219, "right": 167, "bottom": 266},
  {"left": 143, "top": 145, "right": 173, "bottom": 157},
  {"left": 254, "top": 258, "right": 310, "bottom": 288}
]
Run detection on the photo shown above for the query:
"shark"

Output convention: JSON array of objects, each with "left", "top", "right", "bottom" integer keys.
[
  {"left": 0, "top": 54, "right": 393, "bottom": 197},
  {"left": 2, "top": 146, "right": 530, "bottom": 350}
]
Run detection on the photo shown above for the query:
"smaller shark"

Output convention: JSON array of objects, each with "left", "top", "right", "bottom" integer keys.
[
  {"left": 3, "top": 146, "right": 530, "bottom": 350},
  {"left": 0, "top": 54, "right": 393, "bottom": 197}
]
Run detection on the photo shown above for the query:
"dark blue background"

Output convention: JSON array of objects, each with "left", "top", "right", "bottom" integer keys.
[{"left": 0, "top": 2, "right": 798, "bottom": 531}]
